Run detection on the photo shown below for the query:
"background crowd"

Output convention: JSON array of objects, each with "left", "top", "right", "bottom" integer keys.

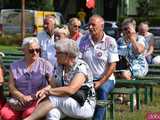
[{"left": 0, "top": 13, "right": 158, "bottom": 120}]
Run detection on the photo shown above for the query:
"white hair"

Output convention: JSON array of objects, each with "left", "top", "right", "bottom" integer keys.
[
  {"left": 68, "top": 17, "right": 81, "bottom": 26},
  {"left": 89, "top": 15, "right": 104, "bottom": 26},
  {"left": 54, "top": 25, "right": 69, "bottom": 36},
  {"left": 21, "top": 37, "right": 39, "bottom": 48},
  {"left": 54, "top": 38, "right": 79, "bottom": 57}
]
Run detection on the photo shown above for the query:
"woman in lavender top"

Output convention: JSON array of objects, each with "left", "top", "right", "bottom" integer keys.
[{"left": 0, "top": 37, "right": 54, "bottom": 120}]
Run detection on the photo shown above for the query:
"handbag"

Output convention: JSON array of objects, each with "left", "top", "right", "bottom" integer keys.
[
  {"left": 116, "top": 55, "right": 129, "bottom": 71},
  {"left": 7, "top": 97, "right": 33, "bottom": 111},
  {"left": 0, "top": 85, "right": 6, "bottom": 102},
  {"left": 7, "top": 98, "right": 25, "bottom": 111},
  {"left": 71, "top": 86, "right": 90, "bottom": 106}
]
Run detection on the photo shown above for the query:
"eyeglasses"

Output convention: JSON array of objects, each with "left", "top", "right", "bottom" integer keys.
[
  {"left": 28, "top": 48, "right": 40, "bottom": 54},
  {"left": 73, "top": 25, "right": 80, "bottom": 28},
  {"left": 122, "top": 27, "right": 129, "bottom": 31},
  {"left": 56, "top": 51, "right": 66, "bottom": 55}
]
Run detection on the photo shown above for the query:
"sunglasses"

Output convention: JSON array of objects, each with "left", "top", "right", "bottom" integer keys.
[
  {"left": 122, "top": 27, "right": 129, "bottom": 31},
  {"left": 73, "top": 25, "right": 80, "bottom": 28},
  {"left": 56, "top": 51, "right": 66, "bottom": 55},
  {"left": 28, "top": 48, "right": 40, "bottom": 54}
]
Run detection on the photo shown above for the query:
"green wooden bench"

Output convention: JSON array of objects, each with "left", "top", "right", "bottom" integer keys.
[
  {"left": 116, "top": 79, "right": 158, "bottom": 106},
  {"left": 137, "top": 76, "right": 160, "bottom": 103},
  {"left": 110, "top": 87, "right": 137, "bottom": 112},
  {"left": 1, "top": 52, "right": 115, "bottom": 120},
  {"left": 2, "top": 51, "right": 23, "bottom": 70},
  {"left": 1, "top": 51, "right": 24, "bottom": 97}
]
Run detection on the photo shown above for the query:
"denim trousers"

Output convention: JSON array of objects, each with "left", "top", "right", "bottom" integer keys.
[{"left": 93, "top": 80, "right": 115, "bottom": 120}]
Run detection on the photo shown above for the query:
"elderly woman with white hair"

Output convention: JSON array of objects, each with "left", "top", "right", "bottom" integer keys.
[
  {"left": 24, "top": 38, "right": 96, "bottom": 120},
  {"left": 0, "top": 37, "right": 54, "bottom": 120},
  {"left": 54, "top": 25, "right": 69, "bottom": 41},
  {"left": 68, "top": 17, "right": 83, "bottom": 47}
]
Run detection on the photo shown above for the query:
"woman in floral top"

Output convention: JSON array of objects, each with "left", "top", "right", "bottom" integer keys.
[{"left": 117, "top": 18, "right": 148, "bottom": 80}]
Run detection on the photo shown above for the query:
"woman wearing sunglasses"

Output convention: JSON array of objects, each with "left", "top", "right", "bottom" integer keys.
[
  {"left": 68, "top": 17, "right": 83, "bottom": 47},
  {"left": 0, "top": 37, "right": 54, "bottom": 120},
  {"left": 24, "top": 39, "right": 96, "bottom": 120},
  {"left": 116, "top": 18, "right": 148, "bottom": 80}
]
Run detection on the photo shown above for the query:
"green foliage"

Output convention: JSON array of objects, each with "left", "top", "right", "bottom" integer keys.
[
  {"left": 136, "top": 0, "right": 152, "bottom": 17},
  {"left": 2, "top": 0, "right": 21, "bottom": 9},
  {"left": 26, "top": 0, "right": 54, "bottom": 11},
  {"left": 0, "top": 33, "right": 35, "bottom": 46},
  {"left": 0, "top": 45, "right": 20, "bottom": 52},
  {"left": 0, "top": 34, "right": 22, "bottom": 46},
  {"left": 1, "top": 0, "right": 54, "bottom": 11}
]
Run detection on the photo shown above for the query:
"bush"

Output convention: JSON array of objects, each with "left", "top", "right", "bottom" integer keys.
[{"left": 0, "top": 34, "right": 32, "bottom": 45}]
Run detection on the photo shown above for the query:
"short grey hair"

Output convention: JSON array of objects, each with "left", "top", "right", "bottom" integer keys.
[
  {"left": 21, "top": 37, "right": 39, "bottom": 48},
  {"left": 122, "top": 17, "right": 136, "bottom": 28},
  {"left": 68, "top": 17, "right": 81, "bottom": 26},
  {"left": 54, "top": 39, "right": 79, "bottom": 57},
  {"left": 44, "top": 15, "right": 56, "bottom": 23},
  {"left": 89, "top": 14, "right": 104, "bottom": 26}
]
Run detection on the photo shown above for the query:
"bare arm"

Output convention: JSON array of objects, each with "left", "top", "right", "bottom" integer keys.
[
  {"left": 48, "top": 73, "right": 86, "bottom": 96},
  {"left": 145, "top": 40, "right": 154, "bottom": 56},
  {"left": 35, "top": 61, "right": 57, "bottom": 98},
  {"left": 35, "top": 75, "right": 57, "bottom": 99},
  {"left": 126, "top": 25, "right": 145, "bottom": 54},
  {"left": 9, "top": 69, "right": 33, "bottom": 104},
  {"left": 130, "top": 37, "right": 145, "bottom": 54},
  {"left": 23, "top": 73, "right": 87, "bottom": 120},
  {"left": 0, "top": 66, "right": 4, "bottom": 85},
  {"left": 94, "top": 62, "right": 116, "bottom": 89}
]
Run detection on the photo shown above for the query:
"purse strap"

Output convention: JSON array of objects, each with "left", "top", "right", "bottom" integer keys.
[{"left": 61, "top": 65, "right": 65, "bottom": 86}]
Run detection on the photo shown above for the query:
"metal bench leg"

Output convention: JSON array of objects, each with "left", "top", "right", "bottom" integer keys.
[
  {"left": 150, "top": 86, "right": 153, "bottom": 102},
  {"left": 136, "top": 88, "right": 141, "bottom": 110},
  {"left": 130, "top": 94, "right": 134, "bottom": 112},
  {"left": 109, "top": 94, "right": 115, "bottom": 120},
  {"left": 144, "top": 87, "right": 149, "bottom": 104}
]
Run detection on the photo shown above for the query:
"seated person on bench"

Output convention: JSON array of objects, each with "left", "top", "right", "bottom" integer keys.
[
  {"left": 0, "top": 59, "right": 5, "bottom": 116},
  {"left": 116, "top": 18, "right": 148, "bottom": 80},
  {"left": 0, "top": 37, "right": 54, "bottom": 120}
]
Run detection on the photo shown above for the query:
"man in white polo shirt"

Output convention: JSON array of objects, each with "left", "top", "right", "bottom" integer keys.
[
  {"left": 79, "top": 15, "right": 119, "bottom": 120},
  {"left": 37, "top": 15, "right": 57, "bottom": 65}
]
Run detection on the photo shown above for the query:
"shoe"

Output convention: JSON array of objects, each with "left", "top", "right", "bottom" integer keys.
[{"left": 116, "top": 96, "right": 123, "bottom": 104}]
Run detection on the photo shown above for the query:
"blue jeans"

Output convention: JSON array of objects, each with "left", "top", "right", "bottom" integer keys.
[
  {"left": 93, "top": 80, "right": 115, "bottom": 120},
  {"left": 146, "top": 55, "right": 153, "bottom": 64}
]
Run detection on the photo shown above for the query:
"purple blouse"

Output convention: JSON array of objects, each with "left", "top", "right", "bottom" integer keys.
[{"left": 10, "top": 57, "right": 53, "bottom": 96}]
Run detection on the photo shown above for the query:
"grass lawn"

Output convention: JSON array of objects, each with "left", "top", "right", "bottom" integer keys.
[
  {"left": 115, "top": 87, "right": 160, "bottom": 120},
  {"left": 0, "top": 45, "right": 20, "bottom": 52}
]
